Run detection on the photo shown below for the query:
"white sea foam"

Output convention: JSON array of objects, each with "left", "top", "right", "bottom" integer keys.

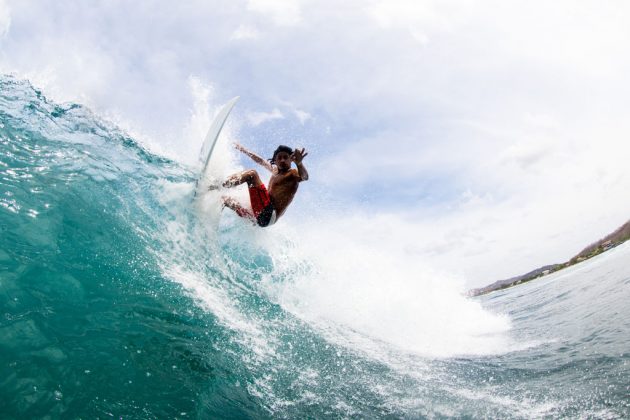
[
  {"left": 157, "top": 101, "right": 516, "bottom": 364},
  {"left": 154, "top": 178, "right": 278, "bottom": 364},
  {"left": 261, "top": 212, "right": 515, "bottom": 359}
]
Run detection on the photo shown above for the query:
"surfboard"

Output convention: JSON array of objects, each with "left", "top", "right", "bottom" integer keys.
[{"left": 194, "top": 96, "right": 239, "bottom": 198}]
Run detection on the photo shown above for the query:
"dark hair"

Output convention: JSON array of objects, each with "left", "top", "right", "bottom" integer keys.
[{"left": 270, "top": 145, "right": 293, "bottom": 164}]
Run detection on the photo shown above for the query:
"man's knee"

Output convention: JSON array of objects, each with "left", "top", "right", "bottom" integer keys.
[{"left": 244, "top": 170, "right": 261, "bottom": 186}]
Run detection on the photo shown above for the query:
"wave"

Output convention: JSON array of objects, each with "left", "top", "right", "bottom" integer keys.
[{"left": 3, "top": 74, "right": 627, "bottom": 418}]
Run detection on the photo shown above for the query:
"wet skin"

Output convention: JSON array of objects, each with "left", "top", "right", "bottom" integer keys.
[{"left": 222, "top": 145, "right": 308, "bottom": 223}]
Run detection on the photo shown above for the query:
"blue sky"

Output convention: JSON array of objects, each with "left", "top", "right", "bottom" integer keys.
[{"left": 2, "top": 0, "right": 630, "bottom": 287}]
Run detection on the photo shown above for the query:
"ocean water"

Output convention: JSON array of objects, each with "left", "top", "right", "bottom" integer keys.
[{"left": 1, "top": 74, "right": 629, "bottom": 419}]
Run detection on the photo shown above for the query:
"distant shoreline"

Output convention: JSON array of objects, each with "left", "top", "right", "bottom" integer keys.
[{"left": 468, "top": 219, "right": 630, "bottom": 297}]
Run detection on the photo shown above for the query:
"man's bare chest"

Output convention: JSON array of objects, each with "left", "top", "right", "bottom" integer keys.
[{"left": 269, "top": 172, "right": 297, "bottom": 192}]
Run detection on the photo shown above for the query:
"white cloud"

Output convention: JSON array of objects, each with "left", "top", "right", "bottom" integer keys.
[
  {"left": 366, "top": 0, "right": 439, "bottom": 28},
  {"left": 247, "top": 108, "right": 284, "bottom": 126},
  {"left": 231, "top": 24, "right": 260, "bottom": 40},
  {"left": 293, "top": 108, "right": 311, "bottom": 124},
  {"left": 247, "top": 0, "right": 302, "bottom": 26},
  {"left": 0, "top": 0, "right": 10, "bottom": 37},
  {"left": 275, "top": 98, "right": 312, "bottom": 124}
]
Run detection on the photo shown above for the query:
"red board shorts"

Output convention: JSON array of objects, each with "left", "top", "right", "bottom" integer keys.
[{"left": 235, "top": 184, "right": 277, "bottom": 227}]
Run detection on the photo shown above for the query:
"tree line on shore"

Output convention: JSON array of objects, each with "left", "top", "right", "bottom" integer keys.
[{"left": 468, "top": 219, "right": 630, "bottom": 297}]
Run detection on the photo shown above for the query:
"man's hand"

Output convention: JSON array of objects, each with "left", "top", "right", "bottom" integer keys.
[
  {"left": 291, "top": 148, "right": 309, "bottom": 181},
  {"left": 291, "top": 148, "right": 308, "bottom": 165}
]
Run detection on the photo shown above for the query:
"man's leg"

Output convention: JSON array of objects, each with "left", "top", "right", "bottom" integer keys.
[
  {"left": 221, "top": 169, "right": 268, "bottom": 225},
  {"left": 223, "top": 169, "right": 263, "bottom": 188},
  {"left": 222, "top": 196, "right": 254, "bottom": 220}
]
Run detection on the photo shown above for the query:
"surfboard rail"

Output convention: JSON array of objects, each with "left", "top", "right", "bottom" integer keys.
[{"left": 194, "top": 96, "right": 239, "bottom": 198}]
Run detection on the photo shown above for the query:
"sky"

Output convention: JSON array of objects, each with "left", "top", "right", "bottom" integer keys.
[{"left": 1, "top": 0, "right": 630, "bottom": 288}]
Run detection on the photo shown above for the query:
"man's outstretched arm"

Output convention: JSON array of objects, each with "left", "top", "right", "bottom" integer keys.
[
  {"left": 292, "top": 148, "right": 309, "bottom": 181},
  {"left": 234, "top": 143, "right": 273, "bottom": 172}
]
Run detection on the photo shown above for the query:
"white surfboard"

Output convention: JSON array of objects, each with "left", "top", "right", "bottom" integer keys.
[
  {"left": 194, "top": 96, "right": 239, "bottom": 198},
  {"left": 193, "top": 97, "right": 239, "bottom": 231}
]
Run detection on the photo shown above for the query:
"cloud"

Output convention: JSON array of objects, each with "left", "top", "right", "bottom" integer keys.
[
  {"left": 247, "top": 108, "right": 284, "bottom": 126},
  {"left": 2, "top": 0, "right": 630, "bottom": 286},
  {"left": 499, "top": 141, "right": 551, "bottom": 171},
  {"left": 274, "top": 98, "right": 312, "bottom": 125},
  {"left": 366, "top": 0, "right": 441, "bottom": 29},
  {"left": 231, "top": 24, "right": 260, "bottom": 40},
  {"left": 247, "top": 0, "right": 302, "bottom": 26},
  {"left": 293, "top": 108, "right": 311, "bottom": 124},
  {"left": 0, "top": 0, "right": 10, "bottom": 37}
]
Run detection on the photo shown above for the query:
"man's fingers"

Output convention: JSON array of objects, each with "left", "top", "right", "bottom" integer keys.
[{"left": 291, "top": 148, "right": 307, "bottom": 162}]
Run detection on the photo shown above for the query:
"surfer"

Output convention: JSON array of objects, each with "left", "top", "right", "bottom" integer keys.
[{"left": 220, "top": 143, "right": 309, "bottom": 227}]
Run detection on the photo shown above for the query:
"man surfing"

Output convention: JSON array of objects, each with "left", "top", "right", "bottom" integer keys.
[{"left": 220, "top": 143, "right": 309, "bottom": 227}]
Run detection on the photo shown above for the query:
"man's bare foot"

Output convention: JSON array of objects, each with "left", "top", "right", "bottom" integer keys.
[{"left": 222, "top": 178, "right": 238, "bottom": 188}]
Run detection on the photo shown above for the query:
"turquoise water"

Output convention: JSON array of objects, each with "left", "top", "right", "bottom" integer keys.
[{"left": 1, "top": 75, "right": 629, "bottom": 418}]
